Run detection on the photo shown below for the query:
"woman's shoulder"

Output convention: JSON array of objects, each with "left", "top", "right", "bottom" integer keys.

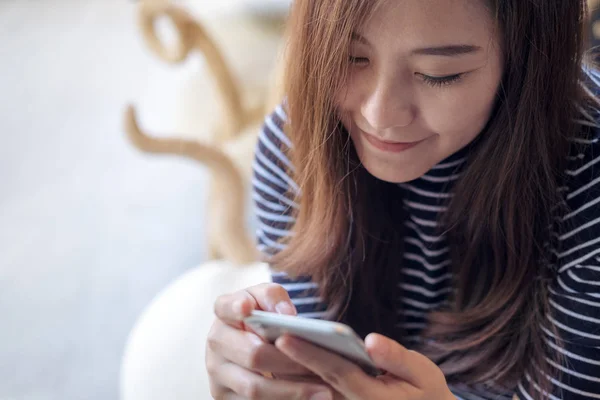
[
  {"left": 252, "top": 105, "right": 299, "bottom": 255},
  {"left": 253, "top": 103, "right": 299, "bottom": 192},
  {"left": 564, "top": 65, "right": 600, "bottom": 198},
  {"left": 564, "top": 119, "right": 600, "bottom": 197},
  {"left": 555, "top": 120, "right": 600, "bottom": 273},
  {"left": 256, "top": 104, "right": 293, "bottom": 165},
  {"left": 547, "top": 124, "right": 600, "bottom": 392}
]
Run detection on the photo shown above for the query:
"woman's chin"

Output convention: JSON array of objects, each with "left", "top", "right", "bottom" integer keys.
[{"left": 360, "top": 158, "right": 430, "bottom": 183}]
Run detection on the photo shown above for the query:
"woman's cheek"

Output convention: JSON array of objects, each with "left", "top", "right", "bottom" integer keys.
[{"left": 422, "top": 93, "right": 492, "bottom": 145}]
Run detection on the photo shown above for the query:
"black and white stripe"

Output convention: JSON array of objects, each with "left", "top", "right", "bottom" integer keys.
[{"left": 252, "top": 101, "right": 600, "bottom": 399}]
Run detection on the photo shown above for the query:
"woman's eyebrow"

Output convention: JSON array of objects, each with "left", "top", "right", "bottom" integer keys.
[
  {"left": 351, "top": 32, "right": 370, "bottom": 45},
  {"left": 411, "top": 45, "right": 482, "bottom": 57},
  {"left": 351, "top": 32, "right": 481, "bottom": 57}
]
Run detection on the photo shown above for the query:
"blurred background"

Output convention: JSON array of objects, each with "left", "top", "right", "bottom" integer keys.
[
  {"left": 2, "top": 1, "right": 600, "bottom": 399},
  {"left": 1, "top": 0, "right": 288, "bottom": 399}
]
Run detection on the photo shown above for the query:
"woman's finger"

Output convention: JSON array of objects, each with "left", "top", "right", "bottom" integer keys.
[
  {"left": 276, "top": 335, "right": 373, "bottom": 399},
  {"left": 216, "top": 362, "right": 333, "bottom": 400},
  {"left": 221, "top": 391, "right": 245, "bottom": 400},
  {"left": 208, "top": 319, "right": 314, "bottom": 375},
  {"left": 365, "top": 333, "right": 444, "bottom": 388},
  {"left": 214, "top": 283, "right": 297, "bottom": 327},
  {"left": 275, "top": 375, "right": 347, "bottom": 400}
]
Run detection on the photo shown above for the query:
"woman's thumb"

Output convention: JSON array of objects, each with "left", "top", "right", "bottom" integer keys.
[{"left": 365, "top": 333, "right": 429, "bottom": 387}]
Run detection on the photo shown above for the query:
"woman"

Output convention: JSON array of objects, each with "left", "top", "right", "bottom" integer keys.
[{"left": 206, "top": 0, "right": 600, "bottom": 398}]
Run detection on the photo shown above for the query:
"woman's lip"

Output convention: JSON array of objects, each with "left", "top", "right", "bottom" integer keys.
[{"left": 362, "top": 131, "right": 425, "bottom": 153}]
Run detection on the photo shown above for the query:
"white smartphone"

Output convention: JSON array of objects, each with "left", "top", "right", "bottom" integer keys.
[{"left": 244, "top": 310, "right": 382, "bottom": 376}]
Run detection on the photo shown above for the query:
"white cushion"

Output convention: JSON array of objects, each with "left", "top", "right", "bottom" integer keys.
[{"left": 120, "top": 261, "right": 271, "bottom": 400}]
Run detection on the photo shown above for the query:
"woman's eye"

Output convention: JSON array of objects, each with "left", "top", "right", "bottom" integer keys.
[
  {"left": 349, "top": 56, "right": 369, "bottom": 66},
  {"left": 419, "top": 73, "right": 463, "bottom": 88}
]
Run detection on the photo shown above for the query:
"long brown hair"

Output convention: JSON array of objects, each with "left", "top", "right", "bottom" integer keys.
[{"left": 272, "top": 0, "right": 596, "bottom": 397}]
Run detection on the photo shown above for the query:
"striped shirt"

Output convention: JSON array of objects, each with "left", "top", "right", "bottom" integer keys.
[{"left": 252, "top": 102, "right": 600, "bottom": 399}]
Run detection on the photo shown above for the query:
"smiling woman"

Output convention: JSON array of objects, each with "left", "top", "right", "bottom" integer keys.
[
  {"left": 205, "top": 0, "right": 600, "bottom": 399},
  {"left": 338, "top": 0, "right": 503, "bottom": 182}
]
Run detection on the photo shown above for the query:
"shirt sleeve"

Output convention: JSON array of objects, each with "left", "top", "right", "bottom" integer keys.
[
  {"left": 252, "top": 104, "right": 329, "bottom": 318},
  {"left": 517, "top": 133, "right": 600, "bottom": 399}
]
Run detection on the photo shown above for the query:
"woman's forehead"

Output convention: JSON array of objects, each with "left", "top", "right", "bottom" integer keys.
[{"left": 359, "top": 0, "right": 497, "bottom": 50}]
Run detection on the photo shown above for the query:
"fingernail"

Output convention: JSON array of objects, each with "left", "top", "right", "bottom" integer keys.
[
  {"left": 365, "top": 333, "right": 376, "bottom": 348},
  {"left": 275, "top": 301, "right": 297, "bottom": 315},
  {"left": 310, "top": 392, "right": 332, "bottom": 400}
]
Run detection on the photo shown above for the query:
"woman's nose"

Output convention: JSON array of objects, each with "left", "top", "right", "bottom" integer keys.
[{"left": 360, "top": 83, "right": 415, "bottom": 133}]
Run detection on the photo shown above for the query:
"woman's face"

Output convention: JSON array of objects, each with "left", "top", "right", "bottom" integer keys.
[{"left": 338, "top": 0, "right": 504, "bottom": 182}]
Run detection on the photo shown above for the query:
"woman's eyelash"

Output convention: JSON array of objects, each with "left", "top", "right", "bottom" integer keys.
[
  {"left": 420, "top": 73, "right": 463, "bottom": 87},
  {"left": 349, "top": 56, "right": 369, "bottom": 65},
  {"left": 348, "top": 57, "right": 463, "bottom": 88}
]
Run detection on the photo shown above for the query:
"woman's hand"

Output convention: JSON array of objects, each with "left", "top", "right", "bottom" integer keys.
[
  {"left": 205, "top": 283, "right": 336, "bottom": 399},
  {"left": 275, "top": 332, "right": 455, "bottom": 400}
]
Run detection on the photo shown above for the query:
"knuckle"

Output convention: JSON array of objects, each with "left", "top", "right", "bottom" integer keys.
[
  {"left": 214, "top": 292, "right": 237, "bottom": 314},
  {"left": 213, "top": 294, "right": 227, "bottom": 315},
  {"left": 208, "top": 383, "right": 222, "bottom": 399},
  {"left": 263, "top": 283, "right": 287, "bottom": 300},
  {"left": 205, "top": 356, "right": 219, "bottom": 377},
  {"left": 394, "top": 348, "right": 406, "bottom": 365},
  {"left": 204, "top": 345, "right": 224, "bottom": 378},
  {"left": 434, "top": 368, "right": 449, "bottom": 387},
  {"left": 321, "top": 365, "right": 356, "bottom": 387},
  {"left": 435, "top": 367, "right": 445, "bottom": 380},
  {"left": 206, "top": 322, "right": 222, "bottom": 353},
  {"left": 206, "top": 335, "right": 218, "bottom": 353},
  {"left": 240, "top": 376, "right": 263, "bottom": 399},
  {"left": 247, "top": 340, "right": 268, "bottom": 370}
]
